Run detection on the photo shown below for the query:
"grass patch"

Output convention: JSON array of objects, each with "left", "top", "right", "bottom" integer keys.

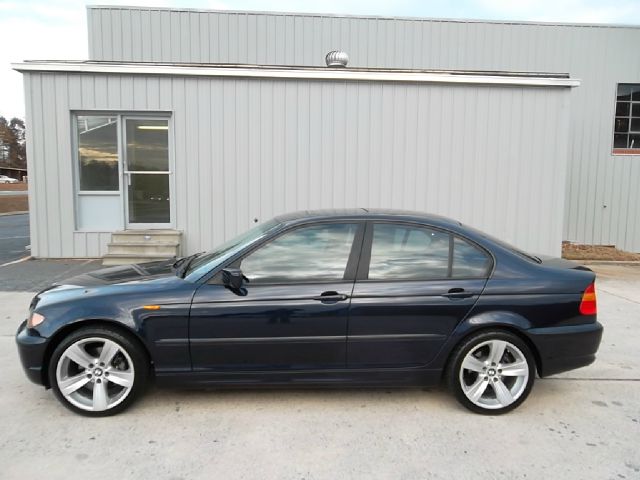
[
  {"left": 0, "top": 195, "right": 28, "bottom": 214},
  {"left": 0, "top": 183, "right": 27, "bottom": 192}
]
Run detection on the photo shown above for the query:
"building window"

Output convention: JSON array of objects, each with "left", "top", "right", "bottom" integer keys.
[
  {"left": 0, "top": 142, "right": 8, "bottom": 161},
  {"left": 613, "top": 84, "right": 640, "bottom": 155},
  {"left": 76, "top": 115, "right": 119, "bottom": 191}
]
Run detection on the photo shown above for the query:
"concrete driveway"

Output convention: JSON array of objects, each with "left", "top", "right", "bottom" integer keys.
[{"left": 0, "top": 265, "right": 638, "bottom": 479}]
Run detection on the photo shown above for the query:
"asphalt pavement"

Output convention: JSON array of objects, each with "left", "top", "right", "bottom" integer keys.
[
  {"left": 0, "top": 213, "right": 30, "bottom": 265},
  {"left": 0, "top": 258, "right": 102, "bottom": 291},
  {"left": 0, "top": 264, "right": 638, "bottom": 479}
]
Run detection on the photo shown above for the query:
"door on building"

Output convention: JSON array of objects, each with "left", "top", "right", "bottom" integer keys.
[{"left": 122, "top": 117, "right": 172, "bottom": 228}]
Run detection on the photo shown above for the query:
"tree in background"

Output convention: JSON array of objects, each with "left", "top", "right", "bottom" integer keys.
[{"left": 0, "top": 116, "right": 27, "bottom": 169}]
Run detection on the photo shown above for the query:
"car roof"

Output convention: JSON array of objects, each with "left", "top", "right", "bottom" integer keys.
[{"left": 274, "top": 208, "right": 462, "bottom": 229}]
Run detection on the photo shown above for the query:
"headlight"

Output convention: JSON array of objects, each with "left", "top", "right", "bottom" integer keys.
[{"left": 28, "top": 312, "right": 45, "bottom": 329}]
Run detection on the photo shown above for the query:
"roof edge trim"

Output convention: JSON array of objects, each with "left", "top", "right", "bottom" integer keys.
[
  {"left": 12, "top": 62, "right": 581, "bottom": 87},
  {"left": 85, "top": 5, "right": 640, "bottom": 30}
]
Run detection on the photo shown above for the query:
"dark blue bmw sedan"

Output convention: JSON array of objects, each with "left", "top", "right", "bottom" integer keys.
[{"left": 16, "top": 209, "right": 603, "bottom": 416}]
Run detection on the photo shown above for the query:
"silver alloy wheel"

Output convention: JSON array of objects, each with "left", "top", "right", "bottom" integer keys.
[
  {"left": 55, "top": 337, "right": 135, "bottom": 412},
  {"left": 459, "top": 339, "right": 529, "bottom": 410}
]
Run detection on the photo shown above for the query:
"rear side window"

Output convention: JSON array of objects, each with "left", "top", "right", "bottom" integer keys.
[
  {"left": 452, "top": 237, "right": 491, "bottom": 277},
  {"left": 367, "top": 223, "right": 491, "bottom": 280},
  {"left": 368, "top": 224, "right": 450, "bottom": 280}
]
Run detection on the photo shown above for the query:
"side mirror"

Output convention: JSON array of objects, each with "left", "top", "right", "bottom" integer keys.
[{"left": 222, "top": 268, "right": 245, "bottom": 290}]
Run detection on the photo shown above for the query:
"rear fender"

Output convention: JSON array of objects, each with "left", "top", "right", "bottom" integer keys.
[{"left": 429, "top": 310, "right": 535, "bottom": 371}]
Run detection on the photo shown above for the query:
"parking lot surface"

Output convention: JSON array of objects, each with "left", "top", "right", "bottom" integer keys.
[
  {"left": 0, "top": 265, "right": 638, "bottom": 479},
  {"left": 0, "top": 258, "right": 102, "bottom": 291},
  {"left": 0, "top": 213, "right": 29, "bottom": 265}
]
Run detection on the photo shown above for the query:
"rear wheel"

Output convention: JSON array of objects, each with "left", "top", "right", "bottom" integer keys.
[
  {"left": 48, "top": 326, "right": 149, "bottom": 416},
  {"left": 448, "top": 330, "right": 535, "bottom": 414}
]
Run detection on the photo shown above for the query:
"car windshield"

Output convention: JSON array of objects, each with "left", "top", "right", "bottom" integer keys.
[{"left": 183, "top": 219, "right": 281, "bottom": 280}]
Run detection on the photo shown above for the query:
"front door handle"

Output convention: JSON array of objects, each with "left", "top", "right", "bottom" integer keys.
[
  {"left": 442, "top": 287, "right": 474, "bottom": 299},
  {"left": 312, "top": 291, "right": 349, "bottom": 302}
]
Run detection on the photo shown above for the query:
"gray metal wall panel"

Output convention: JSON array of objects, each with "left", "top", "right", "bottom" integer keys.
[
  {"left": 86, "top": 7, "right": 640, "bottom": 251},
  {"left": 23, "top": 74, "right": 39, "bottom": 256},
  {"left": 23, "top": 71, "right": 571, "bottom": 257}
]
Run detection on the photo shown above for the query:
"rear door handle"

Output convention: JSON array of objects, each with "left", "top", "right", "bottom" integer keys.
[
  {"left": 442, "top": 287, "right": 474, "bottom": 299},
  {"left": 312, "top": 291, "right": 349, "bottom": 302}
]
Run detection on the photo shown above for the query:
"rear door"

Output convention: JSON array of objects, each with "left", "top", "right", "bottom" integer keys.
[{"left": 347, "top": 222, "right": 492, "bottom": 368}]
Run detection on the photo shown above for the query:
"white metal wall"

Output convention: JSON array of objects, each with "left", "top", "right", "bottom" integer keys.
[
  {"left": 22, "top": 71, "right": 571, "bottom": 257},
  {"left": 86, "top": 7, "right": 640, "bottom": 252}
]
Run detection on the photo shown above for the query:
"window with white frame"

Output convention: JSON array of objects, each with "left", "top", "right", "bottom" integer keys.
[
  {"left": 613, "top": 84, "right": 640, "bottom": 154},
  {"left": 0, "top": 142, "right": 9, "bottom": 161},
  {"left": 76, "top": 115, "right": 119, "bottom": 191}
]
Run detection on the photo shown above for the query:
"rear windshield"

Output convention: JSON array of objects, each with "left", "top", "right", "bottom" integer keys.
[{"left": 462, "top": 225, "right": 542, "bottom": 264}]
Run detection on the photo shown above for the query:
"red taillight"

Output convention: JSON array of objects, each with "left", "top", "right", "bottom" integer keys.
[{"left": 579, "top": 282, "right": 597, "bottom": 315}]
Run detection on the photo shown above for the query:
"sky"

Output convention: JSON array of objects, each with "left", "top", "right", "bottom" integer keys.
[{"left": 1, "top": 0, "right": 640, "bottom": 120}]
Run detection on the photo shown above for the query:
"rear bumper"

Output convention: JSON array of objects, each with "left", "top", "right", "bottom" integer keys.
[
  {"left": 528, "top": 321, "right": 603, "bottom": 377},
  {"left": 15, "top": 320, "right": 48, "bottom": 386}
]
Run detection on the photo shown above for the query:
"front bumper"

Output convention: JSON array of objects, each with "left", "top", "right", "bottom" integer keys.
[
  {"left": 15, "top": 320, "right": 49, "bottom": 386},
  {"left": 528, "top": 321, "right": 603, "bottom": 377}
]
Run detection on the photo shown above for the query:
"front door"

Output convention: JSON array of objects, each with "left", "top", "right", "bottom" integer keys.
[
  {"left": 122, "top": 117, "right": 172, "bottom": 228},
  {"left": 347, "top": 222, "right": 492, "bottom": 368},
  {"left": 189, "top": 222, "right": 364, "bottom": 371}
]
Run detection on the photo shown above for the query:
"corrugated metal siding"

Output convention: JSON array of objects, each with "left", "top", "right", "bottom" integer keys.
[
  {"left": 23, "top": 71, "right": 571, "bottom": 257},
  {"left": 87, "top": 7, "right": 640, "bottom": 252}
]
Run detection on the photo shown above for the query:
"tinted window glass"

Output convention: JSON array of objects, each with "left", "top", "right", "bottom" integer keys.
[
  {"left": 452, "top": 237, "right": 491, "bottom": 277},
  {"left": 458, "top": 223, "right": 541, "bottom": 263},
  {"left": 241, "top": 223, "right": 358, "bottom": 283},
  {"left": 185, "top": 219, "right": 280, "bottom": 278},
  {"left": 368, "top": 224, "right": 450, "bottom": 280},
  {"left": 76, "top": 115, "right": 119, "bottom": 191}
]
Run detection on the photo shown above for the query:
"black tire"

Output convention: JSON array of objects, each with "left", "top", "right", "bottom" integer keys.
[
  {"left": 48, "top": 326, "right": 149, "bottom": 417},
  {"left": 447, "top": 330, "right": 536, "bottom": 415}
]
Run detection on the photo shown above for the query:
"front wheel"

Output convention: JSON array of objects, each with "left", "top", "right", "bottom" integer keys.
[
  {"left": 48, "top": 326, "right": 149, "bottom": 416},
  {"left": 448, "top": 330, "right": 535, "bottom": 414}
]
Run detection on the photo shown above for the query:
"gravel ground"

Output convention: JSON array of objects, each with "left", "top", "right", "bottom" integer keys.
[
  {"left": 563, "top": 242, "right": 640, "bottom": 261},
  {"left": 0, "top": 265, "right": 638, "bottom": 480}
]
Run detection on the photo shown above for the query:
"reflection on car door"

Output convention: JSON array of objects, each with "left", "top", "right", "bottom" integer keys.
[
  {"left": 189, "top": 222, "right": 364, "bottom": 371},
  {"left": 347, "top": 222, "right": 491, "bottom": 368}
]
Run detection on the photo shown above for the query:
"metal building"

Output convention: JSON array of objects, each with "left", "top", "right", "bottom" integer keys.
[{"left": 13, "top": 6, "right": 640, "bottom": 261}]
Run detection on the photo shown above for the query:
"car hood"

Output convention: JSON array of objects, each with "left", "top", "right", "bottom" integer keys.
[{"left": 58, "top": 259, "right": 177, "bottom": 288}]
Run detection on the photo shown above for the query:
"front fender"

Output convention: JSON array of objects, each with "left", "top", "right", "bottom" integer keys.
[{"left": 32, "top": 289, "right": 194, "bottom": 376}]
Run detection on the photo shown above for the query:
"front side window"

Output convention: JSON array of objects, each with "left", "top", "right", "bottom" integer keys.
[
  {"left": 367, "top": 223, "right": 491, "bottom": 280},
  {"left": 240, "top": 223, "right": 359, "bottom": 284},
  {"left": 76, "top": 115, "right": 119, "bottom": 191},
  {"left": 613, "top": 84, "right": 640, "bottom": 154}
]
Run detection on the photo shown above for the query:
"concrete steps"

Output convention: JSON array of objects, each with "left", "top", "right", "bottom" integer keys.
[{"left": 103, "top": 230, "right": 182, "bottom": 265}]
